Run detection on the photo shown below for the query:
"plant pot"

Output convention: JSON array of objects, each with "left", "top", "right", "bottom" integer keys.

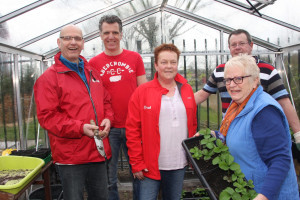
[{"left": 183, "top": 136, "right": 234, "bottom": 199}]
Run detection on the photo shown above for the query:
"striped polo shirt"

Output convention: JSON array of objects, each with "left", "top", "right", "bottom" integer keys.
[{"left": 203, "top": 57, "right": 289, "bottom": 116}]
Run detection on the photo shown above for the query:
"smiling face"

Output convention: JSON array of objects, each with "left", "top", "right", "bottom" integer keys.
[
  {"left": 57, "top": 25, "right": 84, "bottom": 63},
  {"left": 229, "top": 33, "right": 253, "bottom": 57},
  {"left": 155, "top": 50, "right": 178, "bottom": 83},
  {"left": 100, "top": 22, "right": 122, "bottom": 55},
  {"left": 225, "top": 65, "right": 258, "bottom": 104}
]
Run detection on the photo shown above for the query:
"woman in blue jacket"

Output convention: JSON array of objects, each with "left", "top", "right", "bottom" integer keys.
[{"left": 219, "top": 54, "right": 299, "bottom": 200}]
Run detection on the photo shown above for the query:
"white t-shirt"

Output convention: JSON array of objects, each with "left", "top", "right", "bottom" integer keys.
[{"left": 158, "top": 86, "right": 188, "bottom": 170}]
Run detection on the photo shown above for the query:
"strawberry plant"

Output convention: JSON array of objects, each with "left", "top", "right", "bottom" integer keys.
[{"left": 188, "top": 128, "right": 257, "bottom": 200}]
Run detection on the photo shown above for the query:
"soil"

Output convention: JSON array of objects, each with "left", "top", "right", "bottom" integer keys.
[{"left": 0, "top": 169, "right": 32, "bottom": 185}]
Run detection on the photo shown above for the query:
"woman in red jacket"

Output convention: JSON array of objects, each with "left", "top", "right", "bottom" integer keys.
[{"left": 126, "top": 43, "right": 197, "bottom": 200}]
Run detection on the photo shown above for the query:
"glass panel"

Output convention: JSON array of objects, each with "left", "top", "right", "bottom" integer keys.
[
  {"left": 0, "top": 53, "right": 18, "bottom": 149},
  {"left": 0, "top": 51, "right": 46, "bottom": 150},
  {"left": 0, "top": 0, "right": 36, "bottom": 15},
  {"left": 18, "top": 56, "right": 46, "bottom": 149},
  {"left": 1, "top": 0, "right": 128, "bottom": 46}
]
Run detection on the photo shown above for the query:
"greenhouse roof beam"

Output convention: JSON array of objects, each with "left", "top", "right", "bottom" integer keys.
[
  {"left": 16, "top": 0, "right": 132, "bottom": 48},
  {"left": 0, "top": 42, "right": 43, "bottom": 60},
  {"left": 213, "top": 0, "right": 300, "bottom": 32},
  {"left": 0, "top": 0, "right": 53, "bottom": 24},
  {"left": 164, "top": 5, "right": 280, "bottom": 52},
  {"left": 43, "top": 5, "right": 161, "bottom": 59},
  {"left": 280, "top": 44, "right": 300, "bottom": 53}
]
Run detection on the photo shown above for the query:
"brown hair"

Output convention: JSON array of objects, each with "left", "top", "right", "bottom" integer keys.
[
  {"left": 154, "top": 43, "right": 181, "bottom": 64},
  {"left": 228, "top": 29, "right": 252, "bottom": 45},
  {"left": 99, "top": 15, "right": 122, "bottom": 33}
]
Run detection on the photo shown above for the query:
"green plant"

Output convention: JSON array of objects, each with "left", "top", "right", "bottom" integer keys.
[
  {"left": 181, "top": 189, "right": 187, "bottom": 198},
  {"left": 189, "top": 128, "right": 257, "bottom": 200},
  {"left": 189, "top": 146, "right": 203, "bottom": 160},
  {"left": 192, "top": 187, "right": 208, "bottom": 197},
  {"left": 181, "top": 188, "right": 211, "bottom": 199}
]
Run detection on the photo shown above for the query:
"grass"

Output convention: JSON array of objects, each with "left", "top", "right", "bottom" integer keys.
[
  {"left": 0, "top": 119, "right": 47, "bottom": 149},
  {"left": 197, "top": 105, "right": 222, "bottom": 131}
]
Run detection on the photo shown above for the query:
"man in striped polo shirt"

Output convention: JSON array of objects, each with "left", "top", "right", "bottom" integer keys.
[{"left": 194, "top": 29, "right": 300, "bottom": 146}]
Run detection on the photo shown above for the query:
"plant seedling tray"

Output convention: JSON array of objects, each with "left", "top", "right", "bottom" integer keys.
[
  {"left": 0, "top": 156, "right": 45, "bottom": 194},
  {"left": 11, "top": 148, "right": 52, "bottom": 166},
  {"left": 182, "top": 136, "right": 219, "bottom": 200}
]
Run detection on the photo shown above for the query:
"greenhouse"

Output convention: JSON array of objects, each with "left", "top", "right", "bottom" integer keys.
[{"left": 0, "top": 0, "right": 299, "bottom": 199}]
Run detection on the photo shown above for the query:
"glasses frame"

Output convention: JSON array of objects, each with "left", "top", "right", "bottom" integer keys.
[
  {"left": 60, "top": 36, "right": 83, "bottom": 42},
  {"left": 223, "top": 75, "right": 251, "bottom": 85},
  {"left": 229, "top": 41, "right": 249, "bottom": 48}
]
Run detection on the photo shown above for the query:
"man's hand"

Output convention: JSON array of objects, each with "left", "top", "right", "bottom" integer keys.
[
  {"left": 99, "top": 119, "right": 111, "bottom": 139},
  {"left": 83, "top": 124, "right": 99, "bottom": 138},
  {"left": 294, "top": 131, "right": 300, "bottom": 151}
]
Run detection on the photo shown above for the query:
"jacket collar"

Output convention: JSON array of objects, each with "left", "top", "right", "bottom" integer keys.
[
  {"left": 153, "top": 72, "right": 188, "bottom": 94},
  {"left": 54, "top": 52, "right": 90, "bottom": 73},
  {"left": 237, "top": 85, "right": 263, "bottom": 117}
]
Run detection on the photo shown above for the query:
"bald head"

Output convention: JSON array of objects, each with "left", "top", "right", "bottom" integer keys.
[
  {"left": 59, "top": 24, "right": 83, "bottom": 38},
  {"left": 57, "top": 24, "right": 84, "bottom": 63}
]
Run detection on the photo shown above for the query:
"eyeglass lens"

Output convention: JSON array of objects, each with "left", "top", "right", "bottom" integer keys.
[{"left": 60, "top": 36, "right": 83, "bottom": 41}]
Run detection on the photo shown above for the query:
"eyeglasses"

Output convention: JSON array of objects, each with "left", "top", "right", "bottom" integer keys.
[
  {"left": 223, "top": 75, "right": 251, "bottom": 85},
  {"left": 60, "top": 36, "right": 83, "bottom": 42},
  {"left": 229, "top": 42, "right": 249, "bottom": 48}
]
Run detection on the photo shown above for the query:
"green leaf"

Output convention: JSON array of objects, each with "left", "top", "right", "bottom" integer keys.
[
  {"left": 226, "top": 154, "right": 234, "bottom": 165},
  {"left": 212, "top": 156, "right": 220, "bottom": 165},
  {"left": 219, "top": 162, "right": 229, "bottom": 171},
  {"left": 219, "top": 191, "right": 231, "bottom": 200},
  {"left": 232, "top": 192, "right": 242, "bottom": 200},
  {"left": 230, "top": 162, "right": 240, "bottom": 171},
  {"left": 206, "top": 143, "right": 214, "bottom": 149},
  {"left": 232, "top": 174, "right": 237, "bottom": 181}
]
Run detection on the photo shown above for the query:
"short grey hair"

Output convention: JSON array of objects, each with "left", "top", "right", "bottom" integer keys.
[{"left": 224, "top": 54, "right": 260, "bottom": 85}]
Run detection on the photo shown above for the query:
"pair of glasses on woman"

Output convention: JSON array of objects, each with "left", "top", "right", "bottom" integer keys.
[{"left": 223, "top": 75, "right": 251, "bottom": 85}]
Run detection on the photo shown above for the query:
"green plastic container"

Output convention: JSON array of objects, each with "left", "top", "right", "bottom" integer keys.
[{"left": 0, "top": 156, "right": 45, "bottom": 194}]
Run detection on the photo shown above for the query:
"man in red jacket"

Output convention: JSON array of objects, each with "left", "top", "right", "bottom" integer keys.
[{"left": 34, "top": 24, "right": 114, "bottom": 200}]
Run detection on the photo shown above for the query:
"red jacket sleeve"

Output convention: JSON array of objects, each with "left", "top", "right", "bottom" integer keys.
[
  {"left": 125, "top": 89, "right": 147, "bottom": 173},
  {"left": 34, "top": 70, "right": 83, "bottom": 139}
]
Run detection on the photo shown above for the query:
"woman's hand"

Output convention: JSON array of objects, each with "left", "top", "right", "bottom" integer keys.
[
  {"left": 253, "top": 193, "right": 268, "bottom": 200},
  {"left": 133, "top": 168, "right": 148, "bottom": 180},
  {"left": 193, "top": 132, "right": 200, "bottom": 137}
]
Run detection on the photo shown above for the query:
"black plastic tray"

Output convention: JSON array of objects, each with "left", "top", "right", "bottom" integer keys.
[
  {"left": 11, "top": 148, "right": 51, "bottom": 159},
  {"left": 182, "top": 136, "right": 218, "bottom": 200}
]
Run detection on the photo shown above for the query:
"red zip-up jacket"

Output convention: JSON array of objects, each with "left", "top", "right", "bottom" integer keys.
[
  {"left": 34, "top": 52, "right": 114, "bottom": 164},
  {"left": 126, "top": 72, "right": 197, "bottom": 180}
]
